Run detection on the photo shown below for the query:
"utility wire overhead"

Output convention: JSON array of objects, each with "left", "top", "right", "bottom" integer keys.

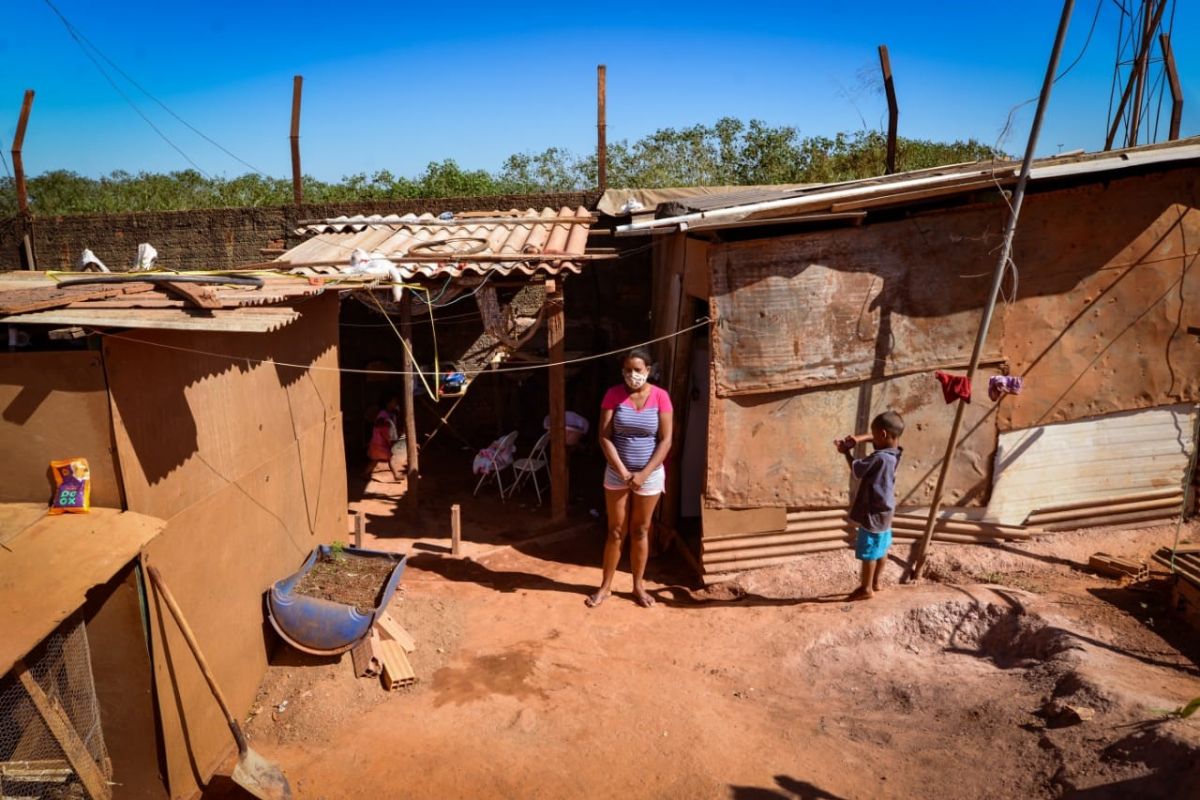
[{"left": 41, "top": 0, "right": 267, "bottom": 178}]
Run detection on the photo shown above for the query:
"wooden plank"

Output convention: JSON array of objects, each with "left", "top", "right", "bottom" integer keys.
[
  {"left": 374, "top": 611, "right": 416, "bottom": 653},
  {"left": 160, "top": 281, "right": 224, "bottom": 309},
  {"left": 0, "top": 510, "right": 163, "bottom": 677},
  {"left": 14, "top": 660, "right": 112, "bottom": 800},
  {"left": 546, "top": 279, "right": 567, "bottom": 521},
  {"left": 1040, "top": 508, "right": 1180, "bottom": 532},
  {"left": 450, "top": 504, "right": 461, "bottom": 557},
  {"left": 350, "top": 631, "right": 381, "bottom": 678},
  {"left": 2, "top": 308, "right": 300, "bottom": 333},
  {"left": 703, "top": 527, "right": 852, "bottom": 553},
  {"left": 0, "top": 282, "right": 155, "bottom": 314},
  {"left": 829, "top": 179, "right": 1005, "bottom": 212},
  {"left": 0, "top": 759, "right": 73, "bottom": 783},
  {"left": 1028, "top": 494, "right": 1184, "bottom": 524},
  {"left": 376, "top": 638, "right": 416, "bottom": 690}
]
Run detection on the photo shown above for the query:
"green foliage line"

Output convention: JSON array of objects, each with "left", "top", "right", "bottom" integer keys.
[{"left": 0, "top": 120, "right": 998, "bottom": 216}]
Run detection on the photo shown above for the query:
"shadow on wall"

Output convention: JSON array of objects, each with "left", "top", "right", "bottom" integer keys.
[{"left": 103, "top": 295, "right": 337, "bottom": 487}]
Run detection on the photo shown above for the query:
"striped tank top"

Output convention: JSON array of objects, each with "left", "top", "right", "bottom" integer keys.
[{"left": 601, "top": 384, "right": 673, "bottom": 471}]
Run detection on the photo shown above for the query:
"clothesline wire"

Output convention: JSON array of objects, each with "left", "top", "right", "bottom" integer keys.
[{"left": 85, "top": 318, "right": 713, "bottom": 378}]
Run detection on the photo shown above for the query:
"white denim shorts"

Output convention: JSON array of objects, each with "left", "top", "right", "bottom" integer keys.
[{"left": 603, "top": 464, "right": 666, "bottom": 496}]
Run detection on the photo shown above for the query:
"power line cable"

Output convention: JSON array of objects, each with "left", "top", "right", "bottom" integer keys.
[
  {"left": 41, "top": 0, "right": 267, "bottom": 176},
  {"left": 0, "top": 149, "right": 12, "bottom": 181},
  {"left": 42, "top": 0, "right": 213, "bottom": 178}
]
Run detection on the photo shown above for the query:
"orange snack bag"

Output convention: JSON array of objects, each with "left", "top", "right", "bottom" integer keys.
[{"left": 49, "top": 458, "right": 91, "bottom": 514}]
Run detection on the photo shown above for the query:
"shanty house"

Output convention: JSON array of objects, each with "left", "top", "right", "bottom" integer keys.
[
  {"left": 620, "top": 138, "right": 1200, "bottom": 580},
  {"left": 0, "top": 275, "right": 344, "bottom": 799}
]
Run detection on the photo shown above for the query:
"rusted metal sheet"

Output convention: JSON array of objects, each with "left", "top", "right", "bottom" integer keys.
[
  {"left": 987, "top": 404, "right": 1198, "bottom": 525},
  {"left": 997, "top": 170, "right": 1200, "bottom": 431},
  {"left": 709, "top": 205, "right": 1007, "bottom": 396},
  {"left": 706, "top": 370, "right": 997, "bottom": 509}
]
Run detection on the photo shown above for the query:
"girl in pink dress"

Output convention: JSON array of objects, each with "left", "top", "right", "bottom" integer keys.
[
  {"left": 586, "top": 348, "right": 674, "bottom": 608},
  {"left": 365, "top": 395, "right": 403, "bottom": 482}
]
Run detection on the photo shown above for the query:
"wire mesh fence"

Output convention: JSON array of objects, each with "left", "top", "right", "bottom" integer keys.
[{"left": 0, "top": 617, "right": 111, "bottom": 799}]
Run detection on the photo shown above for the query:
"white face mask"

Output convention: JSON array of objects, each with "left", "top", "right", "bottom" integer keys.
[{"left": 624, "top": 370, "right": 648, "bottom": 390}]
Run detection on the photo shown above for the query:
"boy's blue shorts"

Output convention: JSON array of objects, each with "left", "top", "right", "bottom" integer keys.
[{"left": 855, "top": 527, "right": 892, "bottom": 561}]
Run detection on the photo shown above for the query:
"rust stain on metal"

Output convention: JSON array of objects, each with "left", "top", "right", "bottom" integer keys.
[
  {"left": 704, "top": 166, "right": 1200, "bottom": 512},
  {"left": 998, "top": 171, "right": 1200, "bottom": 431},
  {"left": 710, "top": 207, "right": 1008, "bottom": 397}
]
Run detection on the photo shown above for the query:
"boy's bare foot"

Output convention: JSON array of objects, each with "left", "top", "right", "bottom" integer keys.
[
  {"left": 584, "top": 590, "right": 610, "bottom": 608},
  {"left": 633, "top": 590, "right": 656, "bottom": 608},
  {"left": 847, "top": 587, "right": 874, "bottom": 601}
]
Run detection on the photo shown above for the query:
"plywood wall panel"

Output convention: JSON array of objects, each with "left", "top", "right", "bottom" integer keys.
[{"left": 0, "top": 350, "right": 122, "bottom": 507}]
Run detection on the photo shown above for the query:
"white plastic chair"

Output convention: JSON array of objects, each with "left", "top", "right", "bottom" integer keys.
[
  {"left": 506, "top": 432, "right": 551, "bottom": 504},
  {"left": 472, "top": 431, "right": 519, "bottom": 498}
]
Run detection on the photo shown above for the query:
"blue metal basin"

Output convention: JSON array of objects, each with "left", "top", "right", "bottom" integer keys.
[{"left": 267, "top": 545, "right": 407, "bottom": 656}]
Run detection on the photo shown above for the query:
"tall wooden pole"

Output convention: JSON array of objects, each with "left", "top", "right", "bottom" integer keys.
[
  {"left": 597, "top": 65, "right": 608, "bottom": 192},
  {"left": 12, "top": 89, "right": 34, "bottom": 216},
  {"left": 400, "top": 292, "right": 419, "bottom": 507},
  {"left": 290, "top": 75, "right": 303, "bottom": 206},
  {"left": 877, "top": 46, "right": 898, "bottom": 175},
  {"left": 1160, "top": 34, "right": 1183, "bottom": 141},
  {"left": 909, "top": 0, "right": 1075, "bottom": 581},
  {"left": 546, "top": 279, "right": 568, "bottom": 521}
]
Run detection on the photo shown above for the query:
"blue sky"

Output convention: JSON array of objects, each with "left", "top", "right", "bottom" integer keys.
[{"left": 1, "top": 0, "right": 1196, "bottom": 181}]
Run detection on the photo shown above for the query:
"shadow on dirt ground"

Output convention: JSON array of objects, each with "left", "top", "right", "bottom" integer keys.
[{"left": 729, "top": 775, "right": 849, "bottom": 799}]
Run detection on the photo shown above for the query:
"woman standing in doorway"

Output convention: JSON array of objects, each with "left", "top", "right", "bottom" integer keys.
[{"left": 586, "top": 348, "right": 673, "bottom": 608}]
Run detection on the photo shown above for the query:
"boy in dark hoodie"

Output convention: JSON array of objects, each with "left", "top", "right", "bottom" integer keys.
[{"left": 835, "top": 411, "right": 904, "bottom": 600}]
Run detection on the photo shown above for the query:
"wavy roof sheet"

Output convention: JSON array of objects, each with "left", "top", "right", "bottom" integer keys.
[{"left": 274, "top": 206, "right": 593, "bottom": 279}]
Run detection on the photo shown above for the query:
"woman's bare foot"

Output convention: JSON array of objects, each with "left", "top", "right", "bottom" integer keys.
[
  {"left": 633, "top": 590, "right": 656, "bottom": 608},
  {"left": 847, "top": 587, "right": 874, "bottom": 601},
  {"left": 585, "top": 590, "right": 610, "bottom": 608}
]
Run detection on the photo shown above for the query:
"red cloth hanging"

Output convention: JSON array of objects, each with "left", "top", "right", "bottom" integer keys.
[{"left": 934, "top": 371, "right": 971, "bottom": 404}]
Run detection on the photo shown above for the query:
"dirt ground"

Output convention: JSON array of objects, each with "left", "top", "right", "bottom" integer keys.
[{"left": 227, "top": 512, "right": 1200, "bottom": 800}]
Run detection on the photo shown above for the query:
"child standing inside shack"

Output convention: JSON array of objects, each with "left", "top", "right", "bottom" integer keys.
[
  {"left": 835, "top": 411, "right": 904, "bottom": 600},
  {"left": 365, "top": 394, "right": 404, "bottom": 482}
]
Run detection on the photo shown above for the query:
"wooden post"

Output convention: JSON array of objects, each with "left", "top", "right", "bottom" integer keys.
[
  {"left": 546, "top": 278, "right": 568, "bottom": 521},
  {"left": 1160, "top": 33, "right": 1183, "bottom": 141},
  {"left": 1126, "top": 0, "right": 1156, "bottom": 147},
  {"left": 290, "top": 75, "right": 303, "bottom": 206},
  {"left": 877, "top": 46, "right": 898, "bottom": 174},
  {"left": 597, "top": 65, "right": 607, "bottom": 192},
  {"left": 353, "top": 512, "right": 364, "bottom": 549},
  {"left": 1105, "top": 0, "right": 1167, "bottom": 150},
  {"left": 451, "top": 504, "right": 461, "bottom": 556},
  {"left": 909, "top": 0, "right": 1075, "bottom": 581},
  {"left": 12, "top": 89, "right": 34, "bottom": 217},
  {"left": 14, "top": 660, "right": 112, "bottom": 800},
  {"left": 400, "top": 292, "right": 419, "bottom": 507}
]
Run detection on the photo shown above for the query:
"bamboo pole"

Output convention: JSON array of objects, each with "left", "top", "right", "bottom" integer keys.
[
  {"left": 785, "top": 508, "right": 850, "bottom": 522},
  {"left": 909, "top": 0, "right": 1075, "bottom": 582},
  {"left": 1027, "top": 495, "right": 1183, "bottom": 524},
  {"left": 1024, "top": 487, "right": 1183, "bottom": 516},
  {"left": 703, "top": 530, "right": 852, "bottom": 553},
  {"left": 704, "top": 540, "right": 852, "bottom": 565},
  {"left": 1040, "top": 508, "right": 1181, "bottom": 532}
]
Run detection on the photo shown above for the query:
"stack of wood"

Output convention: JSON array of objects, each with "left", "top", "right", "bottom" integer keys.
[
  {"left": 1151, "top": 545, "right": 1200, "bottom": 588},
  {"left": 1153, "top": 545, "right": 1200, "bottom": 629},
  {"left": 349, "top": 610, "right": 417, "bottom": 691},
  {"left": 700, "top": 508, "right": 1039, "bottom": 577},
  {"left": 1087, "top": 552, "right": 1149, "bottom": 582},
  {"left": 1024, "top": 488, "right": 1184, "bottom": 531}
]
